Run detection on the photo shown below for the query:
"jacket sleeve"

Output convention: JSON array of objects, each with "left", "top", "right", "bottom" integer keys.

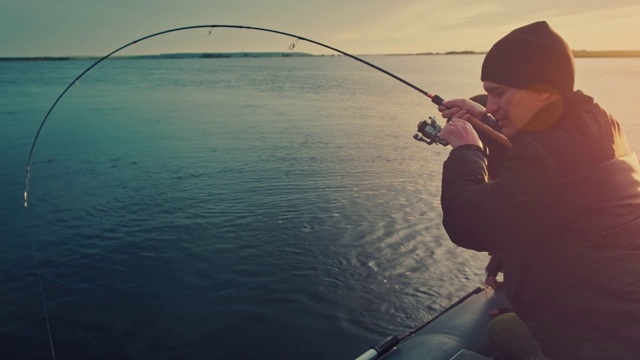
[
  {"left": 441, "top": 138, "right": 562, "bottom": 253},
  {"left": 475, "top": 113, "right": 508, "bottom": 179}
]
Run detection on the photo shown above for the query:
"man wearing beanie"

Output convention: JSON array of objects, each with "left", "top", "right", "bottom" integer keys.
[{"left": 436, "top": 21, "right": 640, "bottom": 359}]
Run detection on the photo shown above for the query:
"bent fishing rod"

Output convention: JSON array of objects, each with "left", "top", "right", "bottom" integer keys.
[{"left": 23, "top": 24, "right": 511, "bottom": 206}]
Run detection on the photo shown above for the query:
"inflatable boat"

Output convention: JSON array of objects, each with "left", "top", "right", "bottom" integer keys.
[{"left": 355, "top": 286, "right": 510, "bottom": 360}]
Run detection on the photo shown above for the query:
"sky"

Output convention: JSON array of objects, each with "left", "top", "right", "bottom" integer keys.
[{"left": 1, "top": 0, "right": 639, "bottom": 57}]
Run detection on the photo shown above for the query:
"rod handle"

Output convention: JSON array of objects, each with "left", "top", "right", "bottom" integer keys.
[
  {"left": 466, "top": 117, "right": 513, "bottom": 149},
  {"left": 354, "top": 335, "right": 400, "bottom": 360}
]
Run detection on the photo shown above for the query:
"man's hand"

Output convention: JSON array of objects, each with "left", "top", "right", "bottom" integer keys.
[
  {"left": 438, "top": 98, "right": 487, "bottom": 121},
  {"left": 484, "top": 253, "right": 503, "bottom": 291},
  {"left": 438, "top": 119, "right": 483, "bottom": 148}
]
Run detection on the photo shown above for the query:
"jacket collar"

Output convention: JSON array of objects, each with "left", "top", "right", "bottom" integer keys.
[{"left": 510, "top": 90, "right": 594, "bottom": 142}]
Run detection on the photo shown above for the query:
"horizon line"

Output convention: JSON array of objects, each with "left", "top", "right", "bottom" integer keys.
[{"left": 2, "top": 49, "right": 640, "bottom": 61}]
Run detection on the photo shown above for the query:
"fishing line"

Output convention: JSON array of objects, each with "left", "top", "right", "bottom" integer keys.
[{"left": 27, "top": 209, "right": 56, "bottom": 360}]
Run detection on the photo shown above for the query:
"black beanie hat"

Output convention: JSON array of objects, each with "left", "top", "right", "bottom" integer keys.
[{"left": 481, "top": 21, "right": 575, "bottom": 94}]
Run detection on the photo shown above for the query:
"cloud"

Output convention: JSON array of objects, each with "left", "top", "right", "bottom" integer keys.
[{"left": 439, "top": 0, "right": 640, "bottom": 33}]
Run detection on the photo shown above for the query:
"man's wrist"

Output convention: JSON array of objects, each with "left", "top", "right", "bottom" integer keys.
[{"left": 451, "top": 144, "right": 487, "bottom": 157}]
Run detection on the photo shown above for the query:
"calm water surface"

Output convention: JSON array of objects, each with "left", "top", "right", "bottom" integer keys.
[{"left": 1, "top": 55, "right": 638, "bottom": 359}]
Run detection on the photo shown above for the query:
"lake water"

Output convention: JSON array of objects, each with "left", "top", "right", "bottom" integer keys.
[{"left": 1, "top": 54, "right": 639, "bottom": 360}]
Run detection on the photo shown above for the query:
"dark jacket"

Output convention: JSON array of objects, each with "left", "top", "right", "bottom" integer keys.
[{"left": 441, "top": 90, "right": 640, "bottom": 359}]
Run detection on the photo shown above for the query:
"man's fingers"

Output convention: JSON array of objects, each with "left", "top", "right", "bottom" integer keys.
[
  {"left": 440, "top": 107, "right": 461, "bottom": 118},
  {"left": 485, "top": 276, "right": 501, "bottom": 291}
]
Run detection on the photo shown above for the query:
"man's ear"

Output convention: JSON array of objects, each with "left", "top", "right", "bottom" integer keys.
[
  {"left": 524, "top": 84, "right": 560, "bottom": 102},
  {"left": 537, "top": 91, "right": 559, "bottom": 104}
]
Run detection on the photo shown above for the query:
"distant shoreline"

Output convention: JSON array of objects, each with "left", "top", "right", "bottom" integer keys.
[
  {"left": 571, "top": 50, "right": 640, "bottom": 58},
  {"left": 2, "top": 50, "right": 640, "bottom": 61}
]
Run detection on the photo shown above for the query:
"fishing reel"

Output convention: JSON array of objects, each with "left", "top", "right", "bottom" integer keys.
[{"left": 413, "top": 116, "right": 449, "bottom": 146}]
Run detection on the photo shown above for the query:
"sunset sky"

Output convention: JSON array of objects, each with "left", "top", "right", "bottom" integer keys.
[{"left": 1, "top": 0, "right": 639, "bottom": 57}]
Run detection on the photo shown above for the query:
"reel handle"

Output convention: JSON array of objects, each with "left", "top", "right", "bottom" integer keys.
[{"left": 413, "top": 117, "right": 449, "bottom": 146}]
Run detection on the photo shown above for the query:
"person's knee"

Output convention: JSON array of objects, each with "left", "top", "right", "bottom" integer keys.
[
  {"left": 488, "top": 313, "right": 524, "bottom": 344},
  {"left": 488, "top": 313, "right": 544, "bottom": 360}
]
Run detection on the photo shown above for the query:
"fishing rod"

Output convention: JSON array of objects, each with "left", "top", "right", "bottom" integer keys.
[
  {"left": 354, "top": 286, "right": 486, "bottom": 360},
  {"left": 22, "top": 24, "right": 510, "bottom": 207}
]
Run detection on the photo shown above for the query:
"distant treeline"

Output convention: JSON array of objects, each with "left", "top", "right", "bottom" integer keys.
[
  {"left": 2, "top": 50, "right": 640, "bottom": 61},
  {"left": 571, "top": 50, "right": 640, "bottom": 58},
  {"left": 0, "top": 52, "right": 317, "bottom": 61},
  {"left": 129, "top": 52, "right": 316, "bottom": 59},
  {"left": 403, "top": 50, "right": 640, "bottom": 57},
  {"left": 0, "top": 56, "right": 80, "bottom": 61}
]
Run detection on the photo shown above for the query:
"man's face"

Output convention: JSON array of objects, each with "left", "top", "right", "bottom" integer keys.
[{"left": 483, "top": 81, "right": 548, "bottom": 138}]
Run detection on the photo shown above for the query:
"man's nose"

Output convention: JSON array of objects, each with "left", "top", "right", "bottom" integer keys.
[{"left": 485, "top": 97, "right": 498, "bottom": 114}]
